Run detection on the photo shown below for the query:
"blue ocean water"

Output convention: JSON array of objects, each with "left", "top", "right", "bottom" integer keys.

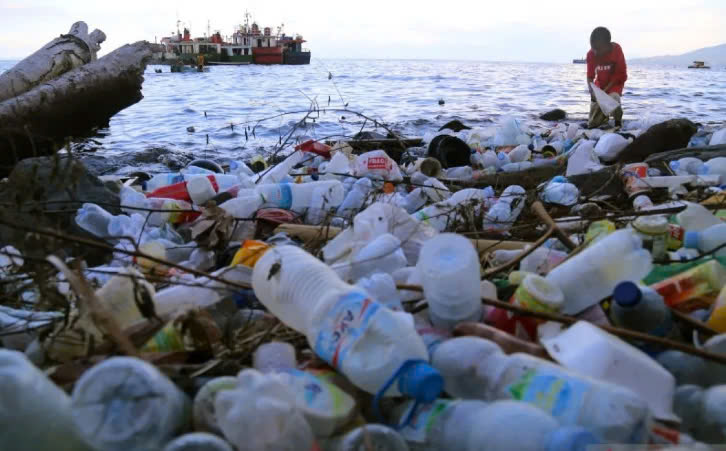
[{"left": 1, "top": 58, "right": 724, "bottom": 173}]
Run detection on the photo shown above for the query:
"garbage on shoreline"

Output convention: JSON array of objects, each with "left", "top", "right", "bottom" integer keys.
[{"left": 2, "top": 113, "right": 726, "bottom": 450}]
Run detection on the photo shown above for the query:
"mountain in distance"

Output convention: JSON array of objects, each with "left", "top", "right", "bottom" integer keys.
[{"left": 630, "top": 43, "right": 726, "bottom": 67}]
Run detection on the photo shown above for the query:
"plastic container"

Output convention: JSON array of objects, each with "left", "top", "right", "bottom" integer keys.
[
  {"left": 253, "top": 341, "right": 297, "bottom": 373},
  {"left": 322, "top": 424, "right": 409, "bottom": 451},
  {"left": 163, "top": 433, "right": 234, "bottom": 451},
  {"left": 186, "top": 175, "right": 217, "bottom": 205},
  {"left": 95, "top": 267, "right": 155, "bottom": 329},
  {"left": 71, "top": 356, "right": 191, "bottom": 451},
  {"left": 546, "top": 229, "right": 653, "bottom": 315},
  {"left": 417, "top": 234, "right": 482, "bottom": 330},
  {"left": 348, "top": 233, "right": 408, "bottom": 281},
  {"left": 701, "top": 157, "right": 726, "bottom": 184},
  {"left": 594, "top": 133, "right": 629, "bottom": 161},
  {"left": 540, "top": 176, "right": 579, "bottom": 206},
  {"left": 0, "top": 350, "right": 93, "bottom": 451},
  {"left": 476, "top": 351, "right": 651, "bottom": 443},
  {"left": 255, "top": 180, "right": 344, "bottom": 214},
  {"left": 145, "top": 172, "right": 185, "bottom": 192},
  {"left": 430, "top": 336, "right": 503, "bottom": 398},
  {"left": 631, "top": 214, "right": 669, "bottom": 260},
  {"left": 257, "top": 150, "right": 303, "bottom": 185},
  {"left": 508, "top": 144, "right": 532, "bottom": 163},
  {"left": 337, "top": 177, "right": 372, "bottom": 217},
  {"left": 620, "top": 163, "right": 650, "bottom": 199},
  {"left": 685, "top": 223, "right": 726, "bottom": 258},
  {"left": 394, "top": 399, "right": 599, "bottom": 451},
  {"left": 354, "top": 150, "right": 403, "bottom": 181},
  {"left": 192, "top": 376, "right": 239, "bottom": 434},
  {"left": 75, "top": 203, "right": 114, "bottom": 238},
  {"left": 711, "top": 128, "right": 726, "bottom": 146},
  {"left": 669, "top": 157, "right": 705, "bottom": 176},
  {"left": 650, "top": 260, "right": 726, "bottom": 312},
  {"left": 706, "top": 285, "right": 726, "bottom": 332},
  {"left": 676, "top": 202, "right": 722, "bottom": 231},
  {"left": 357, "top": 272, "right": 404, "bottom": 310},
  {"left": 632, "top": 194, "right": 654, "bottom": 211},
  {"left": 215, "top": 369, "right": 315, "bottom": 451},
  {"left": 611, "top": 281, "right": 680, "bottom": 349},
  {"left": 412, "top": 188, "right": 494, "bottom": 232},
  {"left": 252, "top": 245, "right": 441, "bottom": 399},
  {"left": 674, "top": 384, "right": 726, "bottom": 444},
  {"left": 482, "top": 185, "right": 526, "bottom": 233},
  {"left": 542, "top": 321, "right": 677, "bottom": 422}
]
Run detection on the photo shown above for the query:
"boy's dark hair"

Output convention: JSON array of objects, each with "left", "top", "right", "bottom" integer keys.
[{"left": 590, "top": 27, "right": 611, "bottom": 45}]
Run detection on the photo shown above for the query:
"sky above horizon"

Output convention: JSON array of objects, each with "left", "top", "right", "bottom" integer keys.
[{"left": 1, "top": 0, "right": 725, "bottom": 62}]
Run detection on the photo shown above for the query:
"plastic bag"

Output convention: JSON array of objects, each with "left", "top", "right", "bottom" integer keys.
[
  {"left": 353, "top": 150, "right": 403, "bottom": 182},
  {"left": 566, "top": 140, "right": 603, "bottom": 176},
  {"left": 594, "top": 133, "right": 631, "bottom": 162},
  {"left": 590, "top": 83, "right": 619, "bottom": 116},
  {"left": 711, "top": 128, "right": 726, "bottom": 146},
  {"left": 490, "top": 117, "right": 529, "bottom": 147}
]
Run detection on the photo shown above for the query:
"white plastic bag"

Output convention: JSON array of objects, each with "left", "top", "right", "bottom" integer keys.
[
  {"left": 353, "top": 150, "right": 403, "bottom": 182},
  {"left": 590, "top": 83, "right": 619, "bottom": 116},
  {"left": 566, "top": 140, "right": 603, "bottom": 176},
  {"left": 594, "top": 133, "right": 631, "bottom": 162},
  {"left": 711, "top": 128, "right": 726, "bottom": 146}
]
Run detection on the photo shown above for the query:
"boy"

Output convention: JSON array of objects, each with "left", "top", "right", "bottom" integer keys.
[{"left": 587, "top": 27, "right": 627, "bottom": 128}]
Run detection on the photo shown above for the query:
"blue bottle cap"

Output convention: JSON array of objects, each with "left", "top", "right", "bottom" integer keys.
[
  {"left": 684, "top": 230, "right": 701, "bottom": 250},
  {"left": 613, "top": 281, "right": 642, "bottom": 307},
  {"left": 397, "top": 361, "right": 443, "bottom": 403},
  {"left": 546, "top": 427, "right": 600, "bottom": 451}
]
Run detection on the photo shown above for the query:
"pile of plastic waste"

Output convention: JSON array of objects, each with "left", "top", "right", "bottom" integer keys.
[{"left": 2, "top": 116, "right": 726, "bottom": 451}]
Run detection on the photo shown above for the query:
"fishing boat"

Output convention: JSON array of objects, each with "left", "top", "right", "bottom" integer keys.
[
  {"left": 573, "top": 57, "right": 586, "bottom": 64},
  {"left": 688, "top": 61, "right": 711, "bottom": 69},
  {"left": 157, "top": 13, "right": 310, "bottom": 66}
]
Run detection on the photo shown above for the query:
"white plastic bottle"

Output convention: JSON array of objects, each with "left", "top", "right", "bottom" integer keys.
[
  {"left": 669, "top": 157, "right": 705, "bottom": 176},
  {"left": 482, "top": 185, "right": 526, "bottom": 233},
  {"left": 417, "top": 234, "right": 482, "bottom": 330},
  {"left": 192, "top": 376, "right": 239, "bottom": 434},
  {"left": 350, "top": 233, "right": 408, "bottom": 281},
  {"left": 402, "top": 188, "right": 428, "bottom": 214},
  {"left": 674, "top": 384, "right": 726, "bottom": 444},
  {"left": 186, "top": 175, "right": 218, "bottom": 205},
  {"left": 357, "top": 272, "right": 404, "bottom": 310},
  {"left": 443, "top": 166, "right": 473, "bottom": 180},
  {"left": 162, "top": 433, "right": 234, "bottom": 451},
  {"left": 0, "top": 350, "right": 93, "bottom": 451},
  {"left": 508, "top": 144, "right": 532, "bottom": 163},
  {"left": 75, "top": 203, "right": 114, "bottom": 238},
  {"left": 429, "top": 336, "right": 502, "bottom": 397},
  {"left": 701, "top": 157, "right": 726, "bottom": 184},
  {"left": 145, "top": 173, "right": 186, "bottom": 192},
  {"left": 393, "top": 399, "right": 599, "bottom": 451},
  {"left": 256, "top": 180, "right": 344, "bottom": 213},
  {"left": 474, "top": 351, "right": 651, "bottom": 443},
  {"left": 252, "top": 245, "right": 442, "bottom": 399},
  {"left": 257, "top": 150, "right": 304, "bottom": 185},
  {"left": 676, "top": 201, "right": 722, "bottom": 231},
  {"left": 412, "top": 188, "right": 494, "bottom": 232},
  {"left": 323, "top": 152, "right": 352, "bottom": 180},
  {"left": 546, "top": 229, "right": 653, "bottom": 314},
  {"left": 540, "top": 176, "right": 579, "bottom": 206},
  {"left": 337, "top": 177, "right": 373, "bottom": 218},
  {"left": 71, "top": 357, "right": 191, "bottom": 451},
  {"left": 684, "top": 223, "right": 726, "bottom": 258},
  {"left": 215, "top": 369, "right": 315, "bottom": 451}
]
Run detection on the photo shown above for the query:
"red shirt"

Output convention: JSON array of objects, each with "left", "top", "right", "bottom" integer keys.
[{"left": 587, "top": 42, "right": 627, "bottom": 95}]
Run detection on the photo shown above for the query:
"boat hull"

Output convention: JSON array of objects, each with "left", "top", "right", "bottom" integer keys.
[
  {"left": 253, "top": 47, "right": 284, "bottom": 64},
  {"left": 284, "top": 51, "right": 311, "bottom": 65}
]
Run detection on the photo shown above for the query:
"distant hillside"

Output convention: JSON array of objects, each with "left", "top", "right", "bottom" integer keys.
[{"left": 631, "top": 43, "right": 726, "bottom": 67}]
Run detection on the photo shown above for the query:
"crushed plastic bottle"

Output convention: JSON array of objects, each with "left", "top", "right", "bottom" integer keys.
[
  {"left": 482, "top": 185, "right": 526, "bottom": 233},
  {"left": 674, "top": 384, "right": 726, "bottom": 444},
  {"left": 540, "top": 176, "right": 579, "bottom": 206},
  {"left": 684, "top": 223, "right": 726, "bottom": 258}
]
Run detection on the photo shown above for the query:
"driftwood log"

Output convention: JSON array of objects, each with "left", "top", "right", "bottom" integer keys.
[
  {"left": 0, "top": 41, "right": 156, "bottom": 173},
  {"left": 0, "top": 22, "right": 105, "bottom": 103}
]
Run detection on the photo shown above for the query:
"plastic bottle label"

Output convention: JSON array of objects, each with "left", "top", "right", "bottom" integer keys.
[
  {"left": 506, "top": 368, "right": 588, "bottom": 425},
  {"left": 398, "top": 399, "right": 452, "bottom": 443},
  {"left": 314, "top": 292, "right": 380, "bottom": 368},
  {"left": 259, "top": 183, "right": 293, "bottom": 210}
]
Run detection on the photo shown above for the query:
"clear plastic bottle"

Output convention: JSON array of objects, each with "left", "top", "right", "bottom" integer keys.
[
  {"left": 482, "top": 185, "right": 526, "bottom": 233},
  {"left": 322, "top": 424, "right": 409, "bottom": 451},
  {"left": 676, "top": 202, "right": 722, "bottom": 231},
  {"left": 337, "top": 177, "right": 373, "bottom": 218},
  {"left": 255, "top": 180, "right": 345, "bottom": 214},
  {"left": 162, "top": 433, "right": 234, "bottom": 451},
  {"left": 413, "top": 188, "right": 494, "bottom": 232},
  {"left": 611, "top": 282, "right": 680, "bottom": 350},
  {"left": 71, "top": 356, "right": 191, "bottom": 451},
  {"left": 252, "top": 245, "right": 441, "bottom": 399},
  {"left": 257, "top": 150, "right": 304, "bottom": 185},
  {"left": 75, "top": 203, "right": 114, "bottom": 238},
  {"left": 393, "top": 399, "right": 599, "bottom": 451},
  {"left": 417, "top": 234, "right": 482, "bottom": 330},
  {"left": 475, "top": 352, "right": 651, "bottom": 443},
  {"left": 0, "top": 350, "right": 93, "bottom": 451},
  {"left": 684, "top": 223, "right": 726, "bottom": 258},
  {"left": 215, "top": 369, "right": 315, "bottom": 451},
  {"left": 350, "top": 233, "right": 408, "bottom": 281},
  {"left": 357, "top": 272, "right": 404, "bottom": 310},
  {"left": 546, "top": 229, "right": 653, "bottom": 314},
  {"left": 508, "top": 144, "right": 532, "bottom": 163},
  {"left": 192, "top": 376, "right": 239, "bottom": 434}
]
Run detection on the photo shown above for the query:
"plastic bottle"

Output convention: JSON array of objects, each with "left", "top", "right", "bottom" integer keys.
[
  {"left": 357, "top": 272, "right": 404, "bottom": 310},
  {"left": 163, "top": 433, "right": 234, "bottom": 451},
  {"left": 354, "top": 150, "right": 403, "bottom": 181},
  {"left": 145, "top": 172, "right": 186, "bottom": 192},
  {"left": 701, "top": 157, "right": 726, "bottom": 184},
  {"left": 650, "top": 260, "right": 726, "bottom": 312},
  {"left": 429, "top": 336, "right": 502, "bottom": 397},
  {"left": 546, "top": 229, "right": 653, "bottom": 315},
  {"left": 393, "top": 399, "right": 599, "bottom": 451},
  {"left": 631, "top": 215, "right": 669, "bottom": 260},
  {"left": 253, "top": 343, "right": 357, "bottom": 438},
  {"left": 71, "top": 357, "right": 191, "bottom": 451},
  {"left": 215, "top": 369, "right": 315, "bottom": 451},
  {"left": 508, "top": 144, "right": 531, "bottom": 163},
  {"left": 75, "top": 203, "right": 114, "bottom": 238},
  {"left": 94, "top": 267, "right": 155, "bottom": 329},
  {"left": 540, "top": 176, "right": 579, "bottom": 206},
  {"left": 257, "top": 150, "right": 304, "bottom": 185},
  {"left": 252, "top": 245, "right": 442, "bottom": 399},
  {"left": 706, "top": 285, "right": 726, "bottom": 332},
  {"left": 632, "top": 194, "right": 654, "bottom": 211},
  {"left": 417, "top": 234, "right": 482, "bottom": 330},
  {"left": 443, "top": 166, "right": 473, "bottom": 180},
  {"left": 502, "top": 161, "right": 533, "bottom": 172},
  {"left": 481, "top": 150, "right": 499, "bottom": 170},
  {"left": 685, "top": 223, "right": 726, "bottom": 258},
  {"left": 669, "top": 157, "right": 705, "bottom": 176},
  {"left": 402, "top": 188, "right": 427, "bottom": 214},
  {"left": 611, "top": 282, "right": 680, "bottom": 350},
  {"left": 495, "top": 151, "right": 511, "bottom": 169},
  {"left": 482, "top": 185, "right": 526, "bottom": 233},
  {"left": 349, "top": 233, "right": 408, "bottom": 281},
  {"left": 337, "top": 177, "right": 372, "bottom": 217},
  {"left": 674, "top": 384, "right": 726, "bottom": 444},
  {"left": 323, "top": 152, "right": 352, "bottom": 180},
  {"left": 711, "top": 129, "right": 726, "bottom": 146},
  {"left": 192, "top": 376, "right": 239, "bottom": 434},
  {"left": 412, "top": 188, "right": 494, "bottom": 232},
  {"left": 676, "top": 202, "right": 722, "bottom": 231},
  {"left": 322, "top": 424, "right": 409, "bottom": 451},
  {"left": 0, "top": 350, "right": 93, "bottom": 451},
  {"left": 256, "top": 180, "right": 345, "bottom": 214},
  {"left": 473, "top": 350, "right": 650, "bottom": 443},
  {"left": 520, "top": 247, "right": 568, "bottom": 275}
]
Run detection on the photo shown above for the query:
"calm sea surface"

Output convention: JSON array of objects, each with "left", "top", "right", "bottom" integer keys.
[{"left": 1, "top": 59, "right": 724, "bottom": 174}]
